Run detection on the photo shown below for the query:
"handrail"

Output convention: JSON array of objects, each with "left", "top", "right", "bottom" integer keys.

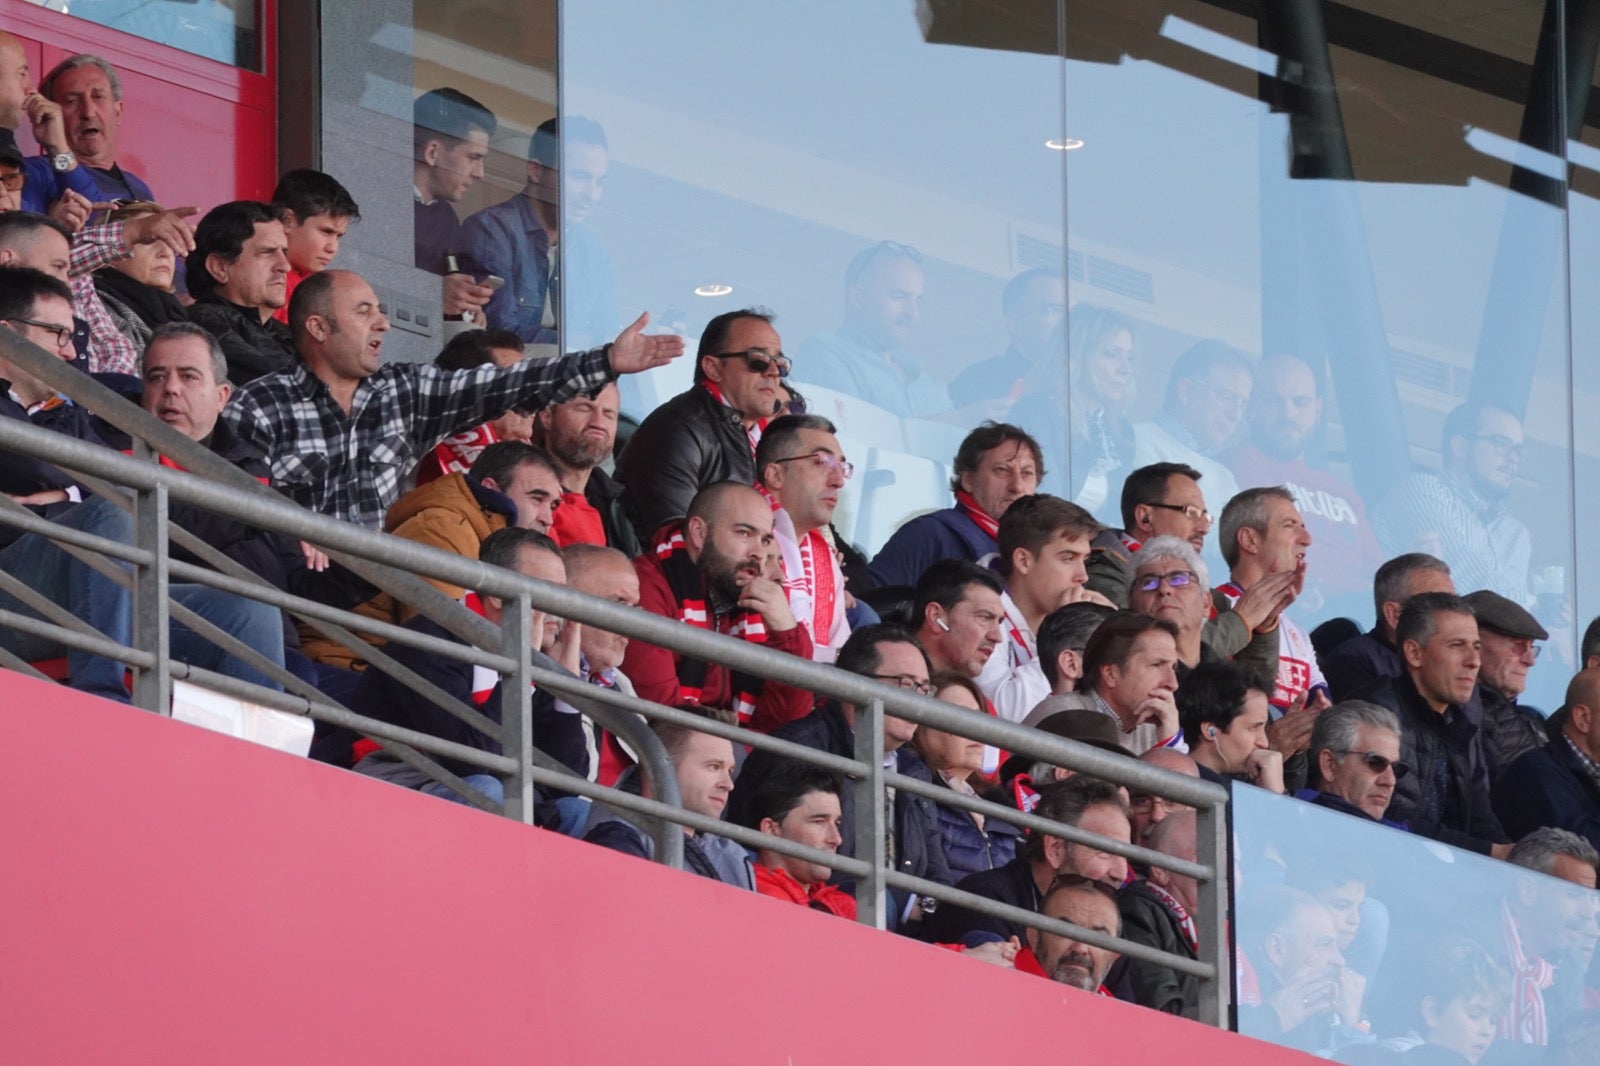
[{"left": 0, "top": 326, "right": 1231, "bottom": 1025}]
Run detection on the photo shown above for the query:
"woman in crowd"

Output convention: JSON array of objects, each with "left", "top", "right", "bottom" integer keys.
[{"left": 94, "top": 201, "right": 188, "bottom": 349}]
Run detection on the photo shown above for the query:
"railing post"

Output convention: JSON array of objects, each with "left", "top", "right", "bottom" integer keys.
[
  {"left": 130, "top": 465, "right": 170, "bottom": 714},
  {"left": 1195, "top": 794, "right": 1234, "bottom": 1029},
  {"left": 500, "top": 591, "right": 535, "bottom": 824},
  {"left": 853, "top": 696, "right": 888, "bottom": 930}
]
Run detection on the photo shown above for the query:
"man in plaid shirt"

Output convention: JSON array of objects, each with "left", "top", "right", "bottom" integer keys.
[{"left": 220, "top": 269, "right": 682, "bottom": 530}]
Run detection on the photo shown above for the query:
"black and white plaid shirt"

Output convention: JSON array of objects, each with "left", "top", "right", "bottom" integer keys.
[{"left": 221, "top": 346, "right": 614, "bottom": 528}]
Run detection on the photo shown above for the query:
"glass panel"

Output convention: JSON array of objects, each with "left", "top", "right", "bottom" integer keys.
[
  {"left": 1231, "top": 785, "right": 1599, "bottom": 1062},
  {"left": 561, "top": 0, "right": 1067, "bottom": 557},
  {"left": 47, "top": 0, "right": 263, "bottom": 70}
]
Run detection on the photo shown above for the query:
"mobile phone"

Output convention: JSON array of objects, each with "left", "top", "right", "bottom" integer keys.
[{"left": 482, "top": 275, "right": 506, "bottom": 292}]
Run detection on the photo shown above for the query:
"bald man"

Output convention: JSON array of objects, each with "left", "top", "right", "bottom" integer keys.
[
  {"left": 622, "top": 481, "right": 816, "bottom": 733},
  {"left": 560, "top": 543, "right": 645, "bottom": 786},
  {"left": 1120, "top": 811, "right": 1201, "bottom": 1018},
  {"left": 0, "top": 32, "right": 100, "bottom": 214},
  {"left": 1496, "top": 668, "right": 1600, "bottom": 853},
  {"left": 1128, "top": 747, "right": 1200, "bottom": 846}
]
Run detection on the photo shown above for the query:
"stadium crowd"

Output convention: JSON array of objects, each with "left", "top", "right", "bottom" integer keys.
[{"left": 2, "top": 47, "right": 1599, "bottom": 1064}]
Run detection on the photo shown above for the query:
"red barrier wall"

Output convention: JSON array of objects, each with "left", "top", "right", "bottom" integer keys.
[{"left": 0, "top": 672, "right": 1319, "bottom": 1064}]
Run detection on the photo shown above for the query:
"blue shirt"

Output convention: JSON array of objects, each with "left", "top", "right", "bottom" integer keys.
[{"left": 21, "top": 156, "right": 100, "bottom": 214}]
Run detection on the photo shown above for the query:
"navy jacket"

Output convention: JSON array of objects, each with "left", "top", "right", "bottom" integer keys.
[
  {"left": 1494, "top": 737, "right": 1600, "bottom": 853},
  {"left": 925, "top": 854, "right": 1037, "bottom": 944},
  {"left": 1322, "top": 629, "right": 1402, "bottom": 703},
  {"left": 868, "top": 506, "right": 997, "bottom": 589},
  {"left": 0, "top": 387, "right": 105, "bottom": 547},
  {"left": 897, "top": 748, "right": 1022, "bottom": 883}
]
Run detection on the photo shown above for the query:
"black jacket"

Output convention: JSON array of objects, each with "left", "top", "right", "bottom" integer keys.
[
  {"left": 1118, "top": 878, "right": 1198, "bottom": 1018},
  {"left": 1494, "top": 736, "right": 1600, "bottom": 853},
  {"left": 925, "top": 854, "right": 1038, "bottom": 944},
  {"left": 187, "top": 295, "right": 296, "bottom": 385},
  {"left": 1356, "top": 673, "right": 1506, "bottom": 854},
  {"left": 0, "top": 386, "right": 103, "bottom": 546},
  {"left": 615, "top": 385, "right": 755, "bottom": 543},
  {"left": 1477, "top": 681, "right": 1547, "bottom": 783},
  {"left": 584, "top": 466, "right": 641, "bottom": 559}
]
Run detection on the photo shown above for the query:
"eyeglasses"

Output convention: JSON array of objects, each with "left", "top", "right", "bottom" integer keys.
[
  {"left": 1128, "top": 794, "right": 1190, "bottom": 816},
  {"left": 868, "top": 673, "right": 934, "bottom": 696},
  {"left": 1184, "top": 376, "right": 1250, "bottom": 415},
  {"left": 770, "top": 450, "right": 854, "bottom": 480},
  {"left": 1134, "top": 569, "right": 1198, "bottom": 593},
  {"left": 1143, "top": 501, "right": 1212, "bottom": 523},
  {"left": 4, "top": 317, "right": 74, "bottom": 350},
  {"left": 0, "top": 170, "right": 23, "bottom": 192},
  {"left": 1335, "top": 750, "right": 1410, "bottom": 779},
  {"left": 1474, "top": 434, "right": 1526, "bottom": 461},
  {"left": 1505, "top": 639, "right": 1544, "bottom": 661},
  {"left": 712, "top": 348, "right": 790, "bottom": 378}
]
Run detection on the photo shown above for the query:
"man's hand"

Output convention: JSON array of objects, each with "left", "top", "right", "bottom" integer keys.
[
  {"left": 1265, "top": 706, "right": 1316, "bottom": 759},
  {"left": 1230, "top": 567, "right": 1301, "bottom": 632},
  {"left": 5, "top": 489, "right": 70, "bottom": 507},
  {"left": 22, "top": 92, "right": 67, "bottom": 155},
  {"left": 548, "top": 618, "right": 583, "bottom": 675},
  {"left": 122, "top": 206, "right": 198, "bottom": 258},
  {"left": 962, "top": 937, "right": 1022, "bottom": 967},
  {"left": 1243, "top": 747, "right": 1285, "bottom": 794},
  {"left": 1130, "top": 688, "right": 1179, "bottom": 742},
  {"left": 607, "top": 311, "right": 685, "bottom": 374},
  {"left": 298, "top": 540, "right": 330, "bottom": 572},
  {"left": 442, "top": 273, "right": 495, "bottom": 319},
  {"left": 737, "top": 574, "right": 797, "bottom": 633},
  {"left": 48, "top": 189, "right": 92, "bottom": 233},
  {"left": 1269, "top": 962, "right": 1340, "bottom": 1033}
]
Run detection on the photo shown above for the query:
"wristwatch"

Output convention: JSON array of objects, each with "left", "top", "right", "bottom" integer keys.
[{"left": 50, "top": 151, "right": 75, "bottom": 172}]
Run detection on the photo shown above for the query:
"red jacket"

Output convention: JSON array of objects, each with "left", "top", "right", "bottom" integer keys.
[
  {"left": 754, "top": 865, "right": 855, "bottom": 919},
  {"left": 623, "top": 549, "right": 815, "bottom": 733}
]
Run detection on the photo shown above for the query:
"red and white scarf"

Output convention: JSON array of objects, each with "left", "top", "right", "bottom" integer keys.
[
  {"left": 1499, "top": 899, "right": 1555, "bottom": 1045},
  {"left": 654, "top": 522, "right": 768, "bottom": 723},
  {"left": 955, "top": 489, "right": 999, "bottom": 540},
  {"left": 1142, "top": 878, "right": 1199, "bottom": 955},
  {"left": 770, "top": 504, "right": 843, "bottom": 663}
]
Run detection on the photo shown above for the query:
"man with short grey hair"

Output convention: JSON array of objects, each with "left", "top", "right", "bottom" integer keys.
[
  {"left": 40, "top": 53, "right": 153, "bottom": 203},
  {"left": 1322, "top": 552, "right": 1454, "bottom": 700},
  {"left": 1125, "top": 535, "right": 1279, "bottom": 687},
  {"left": 1499, "top": 825, "right": 1599, "bottom": 1047},
  {"left": 1298, "top": 699, "right": 1405, "bottom": 823}
]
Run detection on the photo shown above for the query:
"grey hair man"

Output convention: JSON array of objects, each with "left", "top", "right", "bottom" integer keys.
[
  {"left": 1321, "top": 552, "right": 1455, "bottom": 701},
  {"left": 40, "top": 53, "right": 152, "bottom": 202},
  {"left": 1303, "top": 700, "right": 1405, "bottom": 822},
  {"left": 1126, "top": 534, "right": 1278, "bottom": 688}
]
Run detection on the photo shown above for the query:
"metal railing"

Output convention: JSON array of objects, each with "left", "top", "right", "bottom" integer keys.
[{"left": 0, "top": 326, "right": 1233, "bottom": 1026}]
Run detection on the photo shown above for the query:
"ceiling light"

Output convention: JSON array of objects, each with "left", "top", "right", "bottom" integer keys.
[
  {"left": 1046, "top": 138, "right": 1084, "bottom": 151},
  {"left": 694, "top": 284, "right": 734, "bottom": 297}
]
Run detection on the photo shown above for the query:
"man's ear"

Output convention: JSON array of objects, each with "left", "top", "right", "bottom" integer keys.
[
  {"left": 1316, "top": 748, "right": 1338, "bottom": 789},
  {"left": 1264, "top": 930, "right": 1288, "bottom": 971},
  {"left": 684, "top": 514, "right": 710, "bottom": 555},
  {"left": 1401, "top": 637, "right": 1426, "bottom": 670},
  {"left": 479, "top": 476, "right": 502, "bottom": 495},
  {"left": 1237, "top": 525, "right": 1261, "bottom": 558},
  {"left": 758, "top": 816, "right": 780, "bottom": 837},
  {"left": 1419, "top": 995, "right": 1442, "bottom": 1031},
  {"left": 216, "top": 382, "right": 232, "bottom": 407},
  {"left": 699, "top": 353, "right": 724, "bottom": 385},
  {"left": 281, "top": 208, "right": 301, "bottom": 230},
  {"left": 1042, "top": 834, "right": 1068, "bottom": 872},
  {"left": 1149, "top": 863, "right": 1172, "bottom": 889},
  {"left": 1012, "top": 547, "right": 1035, "bottom": 578},
  {"left": 761, "top": 462, "right": 783, "bottom": 493},
  {"left": 1381, "top": 600, "right": 1403, "bottom": 635},
  {"left": 421, "top": 139, "right": 442, "bottom": 168},
  {"left": 205, "top": 252, "right": 231, "bottom": 286},
  {"left": 1132, "top": 503, "right": 1153, "bottom": 535}
]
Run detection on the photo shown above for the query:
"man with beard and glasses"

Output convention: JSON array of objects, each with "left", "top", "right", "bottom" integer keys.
[
  {"left": 622, "top": 481, "right": 815, "bottom": 732},
  {"left": 1013, "top": 874, "right": 1124, "bottom": 995},
  {"left": 1375, "top": 401, "right": 1536, "bottom": 610},
  {"left": 536, "top": 380, "right": 638, "bottom": 556}
]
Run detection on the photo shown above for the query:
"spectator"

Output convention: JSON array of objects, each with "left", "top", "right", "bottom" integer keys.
[
  {"left": 1222, "top": 354, "right": 1384, "bottom": 621},
  {"left": 220, "top": 269, "right": 681, "bottom": 529},
  {"left": 912, "top": 559, "right": 1004, "bottom": 682},
  {"left": 1128, "top": 747, "right": 1200, "bottom": 846},
  {"left": 725, "top": 624, "right": 951, "bottom": 929},
  {"left": 93, "top": 202, "right": 187, "bottom": 351},
  {"left": 416, "top": 328, "right": 533, "bottom": 484},
  {"left": 1500, "top": 828, "right": 1600, "bottom": 1047},
  {"left": 0, "top": 32, "right": 100, "bottom": 214},
  {"left": 185, "top": 201, "right": 295, "bottom": 383},
  {"left": 869, "top": 421, "right": 1043, "bottom": 588},
  {"left": 1357, "top": 593, "right": 1510, "bottom": 857},
  {"left": 1015, "top": 875, "right": 1123, "bottom": 994},
  {"left": 755, "top": 413, "right": 854, "bottom": 662},
  {"left": 903, "top": 673, "right": 1023, "bottom": 882},
  {"left": 1496, "top": 668, "right": 1600, "bottom": 853},
  {"left": 269, "top": 169, "right": 359, "bottom": 322},
  {"left": 464, "top": 116, "right": 616, "bottom": 350},
  {"left": 1178, "top": 661, "right": 1284, "bottom": 793},
  {"left": 39, "top": 54, "right": 152, "bottom": 203},
  {"left": 994, "top": 702, "right": 1132, "bottom": 815},
  {"left": 746, "top": 764, "right": 854, "bottom": 919},
  {"left": 1376, "top": 937, "right": 1506, "bottom": 1065},
  {"left": 1236, "top": 887, "right": 1344, "bottom": 1056},
  {"left": 1584, "top": 615, "right": 1600, "bottom": 671},
  {"left": 1101, "top": 460, "right": 1231, "bottom": 604},
  {"left": 350, "top": 528, "right": 590, "bottom": 804},
  {"left": 0, "top": 267, "right": 284, "bottom": 702},
  {"left": 1119, "top": 810, "right": 1200, "bottom": 1017},
  {"left": 558, "top": 543, "right": 643, "bottom": 788},
  {"left": 1299, "top": 699, "right": 1407, "bottom": 824},
  {"left": 1131, "top": 340, "right": 1249, "bottom": 519},
  {"left": 536, "top": 381, "right": 637, "bottom": 555},
  {"left": 795, "top": 240, "right": 944, "bottom": 418},
  {"left": 0, "top": 136, "right": 22, "bottom": 213},
  {"left": 583, "top": 712, "right": 754, "bottom": 890},
  {"left": 303, "top": 442, "right": 564, "bottom": 670},
  {"left": 1322, "top": 552, "right": 1456, "bottom": 701},
  {"left": 411, "top": 88, "right": 498, "bottom": 325},
  {"left": 974, "top": 494, "right": 1098, "bottom": 705},
  {"left": 1009, "top": 304, "right": 1137, "bottom": 524},
  {"left": 1125, "top": 536, "right": 1280, "bottom": 688},
  {"left": 0, "top": 208, "right": 192, "bottom": 376},
  {"left": 991, "top": 600, "right": 1114, "bottom": 725},
  {"left": 1214, "top": 486, "right": 1327, "bottom": 715},
  {"left": 1023, "top": 610, "right": 1185, "bottom": 756},
  {"left": 621, "top": 482, "right": 814, "bottom": 731},
  {"left": 946, "top": 268, "right": 1066, "bottom": 418},
  {"left": 615, "top": 307, "right": 785, "bottom": 541},
  {"left": 1374, "top": 401, "right": 1535, "bottom": 608},
  {"left": 1462, "top": 589, "right": 1549, "bottom": 780},
  {"left": 928, "top": 775, "right": 1131, "bottom": 944}
]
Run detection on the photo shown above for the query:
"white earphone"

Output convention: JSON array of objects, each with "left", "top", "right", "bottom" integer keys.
[{"left": 934, "top": 616, "right": 951, "bottom": 632}]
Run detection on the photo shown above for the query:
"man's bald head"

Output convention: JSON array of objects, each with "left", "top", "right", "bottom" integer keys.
[
  {"left": 1141, "top": 747, "right": 1200, "bottom": 777},
  {"left": 1129, "top": 747, "right": 1199, "bottom": 845},
  {"left": 1563, "top": 668, "right": 1600, "bottom": 762},
  {"left": 0, "top": 33, "right": 27, "bottom": 131}
]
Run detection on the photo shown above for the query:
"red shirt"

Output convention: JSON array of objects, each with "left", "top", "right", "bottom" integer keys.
[
  {"left": 754, "top": 865, "right": 856, "bottom": 919},
  {"left": 550, "top": 489, "right": 606, "bottom": 548},
  {"left": 271, "top": 268, "right": 312, "bottom": 324}
]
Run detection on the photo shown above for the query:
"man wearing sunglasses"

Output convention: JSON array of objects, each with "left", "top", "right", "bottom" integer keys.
[
  {"left": 617, "top": 308, "right": 788, "bottom": 541},
  {"left": 1300, "top": 699, "right": 1407, "bottom": 824},
  {"left": 755, "top": 413, "right": 854, "bottom": 663}
]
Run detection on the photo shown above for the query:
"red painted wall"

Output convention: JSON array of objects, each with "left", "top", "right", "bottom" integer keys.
[
  {"left": 0, "top": 0, "right": 276, "bottom": 207},
  {"left": 0, "top": 671, "right": 1321, "bottom": 1065}
]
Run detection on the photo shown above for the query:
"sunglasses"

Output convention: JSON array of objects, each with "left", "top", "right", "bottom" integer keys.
[
  {"left": 1338, "top": 750, "right": 1410, "bottom": 779},
  {"left": 711, "top": 348, "right": 790, "bottom": 378}
]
